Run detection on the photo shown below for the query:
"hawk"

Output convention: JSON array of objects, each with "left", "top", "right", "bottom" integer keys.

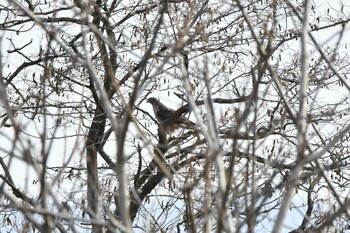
[{"left": 147, "top": 97, "right": 195, "bottom": 132}]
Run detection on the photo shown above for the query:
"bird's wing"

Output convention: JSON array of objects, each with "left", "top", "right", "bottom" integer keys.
[
  {"left": 175, "top": 116, "right": 195, "bottom": 126},
  {"left": 155, "top": 108, "right": 174, "bottom": 122}
]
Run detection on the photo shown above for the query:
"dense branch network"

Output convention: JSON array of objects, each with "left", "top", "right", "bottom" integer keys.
[{"left": 0, "top": 0, "right": 350, "bottom": 232}]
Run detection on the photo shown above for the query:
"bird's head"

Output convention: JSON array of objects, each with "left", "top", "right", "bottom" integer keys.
[{"left": 147, "top": 97, "right": 158, "bottom": 105}]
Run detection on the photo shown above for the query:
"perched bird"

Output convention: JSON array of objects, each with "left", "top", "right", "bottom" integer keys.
[{"left": 147, "top": 97, "right": 195, "bottom": 132}]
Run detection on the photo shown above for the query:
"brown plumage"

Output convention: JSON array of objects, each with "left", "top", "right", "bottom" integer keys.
[{"left": 147, "top": 97, "right": 195, "bottom": 132}]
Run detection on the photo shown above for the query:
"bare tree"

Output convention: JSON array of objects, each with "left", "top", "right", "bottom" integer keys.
[{"left": 1, "top": 0, "right": 350, "bottom": 232}]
